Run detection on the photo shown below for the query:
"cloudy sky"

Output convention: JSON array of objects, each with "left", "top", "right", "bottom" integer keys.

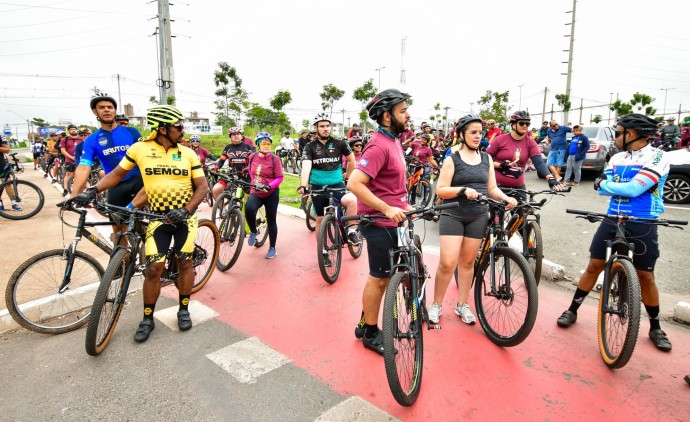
[{"left": 1, "top": 0, "right": 689, "bottom": 139}]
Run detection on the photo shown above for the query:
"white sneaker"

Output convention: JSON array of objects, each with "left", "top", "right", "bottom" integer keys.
[
  {"left": 454, "top": 303, "right": 476, "bottom": 325},
  {"left": 427, "top": 303, "right": 442, "bottom": 324}
]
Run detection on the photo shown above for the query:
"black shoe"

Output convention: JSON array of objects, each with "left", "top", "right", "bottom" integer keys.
[
  {"left": 134, "top": 319, "right": 155, "bottom": 342},
  {"left": 684, "top": 375, "right": 690, "bottom": 386},
  {"left": 61, "top": 190, "right": 68, "bottom": 197},
  {"left": 354, "top": 325, "right": 364, "bottom": 339},
  {"left": 362, "top": 330, "right": 384, "bottom": 356},
  {"left": 649, "top": 328, "right": 672, "bottom": 352},
  {"left": 323, "top": 254, "right": 332, "bottom": 267},
  {"left": 347, "top": 231, "right": 361, "bottom": 245},
  {"left": 557, "top": 310, "right": 577, "bottom": 328},
  {"left": 177, "top": 310, "right": 193, "bottom": 331}
]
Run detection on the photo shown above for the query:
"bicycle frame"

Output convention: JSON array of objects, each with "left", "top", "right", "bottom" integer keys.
[{"left": 475, "top": 200, "right": 515, "bottom": 298}]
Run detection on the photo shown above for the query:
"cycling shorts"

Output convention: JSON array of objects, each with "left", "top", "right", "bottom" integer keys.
[
  {"left": 589, "top": 219, "right": 659, "bottom": 271},
  {"left": 360, "top": 224, "right": 398, "bottom": 278},
  {"left": 107, "top": 175, "right": 144, "bottom": 207},
  {"left": 145, "top": 212, "right": 198, "bottom": 264},
  {"left": 64, "top": 163, "right": 76, "bottom": 173},
  {"left": 310, "top": 182, "right": 346, "bottom": 217},
  {"left": 439, "top": 211, "right": 488, "bottom": 238},
  {"left": 0, "top": 162, "right": 9, "bottom": 179},
  {"left": 33, "top": 153, "right": 43, "bottom": 159}
]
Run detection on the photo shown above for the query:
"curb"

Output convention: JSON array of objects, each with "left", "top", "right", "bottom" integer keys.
[{"left": 673, "top": 301, "right": 690, "bottom": 325}]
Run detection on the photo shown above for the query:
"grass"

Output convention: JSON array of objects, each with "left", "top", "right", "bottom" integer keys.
[{"left": 278, "top": 173, "right": 302, "bottom": 209}]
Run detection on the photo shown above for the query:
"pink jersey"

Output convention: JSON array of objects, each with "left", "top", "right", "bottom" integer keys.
[
  {"left": 486, "top": 133, "right": 541, "bottom": 187},
  {"left": 248, "top": 152, "right": 283, "bottom": 198}
]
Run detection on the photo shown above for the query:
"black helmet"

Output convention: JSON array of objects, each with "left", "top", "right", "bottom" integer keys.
[
  {"left": 283, "top": 130, "right": 291, "bottom": 135},
  {"left": 115, "top": 114, "right": 129, "bottom": 122},
  {"left": 90, "top": 94, "right": 117, "bottom": 110},
  {"left": 455, "top": 114, "right": 483, "bottom": 135},
  {"left": 509, "top": 111, "right": 531, "bottom": 123},
  {"left": 67, "top": 124, "right": 77, "bottom": 130},
  {"left": 617, "top": 113, "right": 659, "bottom": 137},
  {"left": 366, "top": 89, "right": 411, "bottom": 120},
  {"left": 348, "top": 137, "right": 363, "bottom": 148}
]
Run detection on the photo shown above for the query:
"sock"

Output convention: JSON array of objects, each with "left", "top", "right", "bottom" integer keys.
[
  {"left": 143, "top": 303, "right": 156, "bottom": 321},
  {"left": 645, "top": 304, "right": 661, "bottom": 330},
  {"left": 357, "top": 311, "right": 365, "bottom": 329},
  {"left": 568, "top": 288, "right": 589, "bottom": 313},
  {"left": 364, "top": 323, "right": 379, "bottom": 338},
  {"left": 179, "top": 294, "right": 191, "bottom": 312}
]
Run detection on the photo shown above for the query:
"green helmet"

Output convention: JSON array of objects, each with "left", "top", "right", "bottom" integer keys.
[{"left": 147, "top": 105, "right": 184, "bottom": 130}]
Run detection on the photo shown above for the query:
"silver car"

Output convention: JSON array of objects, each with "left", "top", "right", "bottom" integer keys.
[{"left": 538, "top": 125, "right": 616, "bottom": 173}]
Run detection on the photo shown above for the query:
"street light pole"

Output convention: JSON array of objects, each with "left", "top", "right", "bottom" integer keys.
[
  {"left": 518, "top": 84, "right": 525, "bottom": 110},
  {"left": 660, "top": 88, "right": 675, "bottom": 117},
  {"left": 374, "top": 66, "right": 386, "bottom": 91},
  {"left": 7, "top": 110, "right": 31, "bottom": 141}
]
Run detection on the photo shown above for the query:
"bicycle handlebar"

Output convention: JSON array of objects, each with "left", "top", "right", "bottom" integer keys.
[
  {"left": 341, "top": 202, "right": 459, "bottom": 223},
  {"left": 566, "top": 208, "right": 688, "bottom": 226}
]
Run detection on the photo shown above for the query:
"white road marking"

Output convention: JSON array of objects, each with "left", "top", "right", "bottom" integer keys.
[
  {"left": 206, "top": 336, "right": 290, "bottom": 384},
  {"left": 155, "top": 300, "right": 219, "bottom": 331},
  {"left": 315, "top": 396, "right": 400, "bottom": 422}
]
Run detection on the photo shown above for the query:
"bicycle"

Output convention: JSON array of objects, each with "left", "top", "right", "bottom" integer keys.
[
  {"left": 301, "top": 194, "right": 316, "bottom": 231},
  {"left": 288, "top": 148, "right": 301, "bottom": 174},
  {"left": 210, "top": 170, "right": 269, "bottom": 271},
  {"left": 0, "top": 153, "right": 45, "bottom": 220},
  {"left": 565, "top": 209, "right": 686, "bottom": 368},
  {"left": 46, "top": 154, "right": 66, "bottom": 186},
  {"left": 405, "top": 158, "right": 432, "bottom": 208},
  {"left": 309, "top": 185, "right": 363, "bottom": 284},
  {"left": 85, "top": 201, "right": 220, "bottom": 355},
  {"left": 342, "top": 201, "right": 458, "bottom": 407},
  {"left": 9, "top": 151, "right": 24, "bottom": 173}
]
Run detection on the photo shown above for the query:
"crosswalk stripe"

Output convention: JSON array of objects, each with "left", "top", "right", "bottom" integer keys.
[
  {"left": 154, "top": 300, "right": 219, "bottom": 331},
  {"left": 315, "top": 396, "right": 400, "bottom": 422},
  {"left": 206, "top": 336, "right": 291, "bottom": 384}
]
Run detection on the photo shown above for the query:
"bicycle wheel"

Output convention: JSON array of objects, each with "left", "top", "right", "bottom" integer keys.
[
  {"left": 525, "top": 221, "right": 543, "bottom": 285},
  {"left": 383, "top": 272, "right": 423, "bottom": 407},
  {"left": 254, "top": 206, "right": 269, "bottom": 247},
  {"left": 597, "top": 259, "right": 641, "bottom": 369},
  {"left": 415, "top": 179, "right": 432, "bottom": 208},
  {"left": 474, "top": 246, "right": 538, "bottom": 347},
  {"left": 215, "top": 204, "right": 245, "bottom": 271},
  {"left": 85, "top": 249, "right": 131, "bottom": 356},
  {"left": 191, "top": 219, "right": 220, "bottom": 293},
  {"left": 316, "top": 214, "right": 341, "bottom": 284},
  {"left": 302, "top": 196, "right": 316, "bottom": 232},
  {"left": 347, "top": 233, "right": 363, "bottom": 258},
  {"left": 0, "top": 180, "right": 45, "bottom": 220},
  {"left": 5, "top": 249, "right": 104, "bottom": 334}
]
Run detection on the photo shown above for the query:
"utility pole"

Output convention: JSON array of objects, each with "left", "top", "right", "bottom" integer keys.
[
  {"left": 400, "top": 37, "right": 407, "bottom": 87},
  {"left": 660, "top": 88, "right": 675, "bottom": 117},
  {"left": 114, "top": 74, "right": 123, "bottom": 114},
  {"left": 518, "top": 84, "right": 525, "bottom": 110},
  {"left": 608, "top": 92, "right": 613, "bottom": 124},
  {"left": 541, "top": 87, "right": 548, "bottom": 124},
  {"left": 443, "top": 106, "right": 449, "bottom": 132},
  {"left": 375, "top": 67, "right": 386, "bottom": 91},
  {"left": 341, "top": 109, "right": 345, "bottom": 137},
  {"left": 563, "top": 0, "right": 576, "bottom": 123},
  {"left": 157, "top": 0, "right": 176, "bottom": 105},
  {"left": 578, "top": 98, "right": 583, "bottom": 124}
]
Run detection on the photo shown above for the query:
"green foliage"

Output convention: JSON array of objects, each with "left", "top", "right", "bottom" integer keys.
[
  {"left": 630, "top": 92, "right": 654, "bottom": 111},
  {"left": 149, "top": 96, "right": 158, "bottom": 105},
  {"left": 270, "top": 90, "right": 292, "bottom": 111},
  {"left": 213, "top": 62, "right": 245, "bottom": 128},
  {"left": 610, "top": 99, "right": 633, "bottom": 116},
  {"left": 610, "top": 92, "right": 657, "bottom": 118},
  {"left": 359, "top": 110, "right": 368, "bottom": 124},
  {"left": 353, "top": 79, "right": 377, "bottom": 105},
  {"left": 245, "top": 103, "right": 291, "bottom": 131},
  {"left": 166, "top": 95, "right": 175, "bottom": 106},
  {"left": 30, "top": 118, "right": 49, "bottom": 127},
  {"left": 477, "top": 90, "right": 510, "bottom": 123},
  {"left": 555, "top": 94, "right": 572, "bottom": 112},
  {"left": 320, "top": 84, "right": 345, "bottom": 116},
  {"left": 592, "top": 115, "right": 603, "bottom": 124},
  {"left": 301, "top": 119, "right": 310, "bottom": 130}
]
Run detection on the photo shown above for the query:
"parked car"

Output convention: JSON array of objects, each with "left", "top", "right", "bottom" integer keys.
[
  {"left": 537, "top": 125, "right": 616, "bottom": 173},
  {"left": 663, "top": 147, "right": 690, "bottom": 204}
]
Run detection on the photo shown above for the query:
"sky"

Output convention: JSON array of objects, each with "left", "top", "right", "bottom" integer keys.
[{"left": 1, "top": 0, "right": 689, "bottom": 140}]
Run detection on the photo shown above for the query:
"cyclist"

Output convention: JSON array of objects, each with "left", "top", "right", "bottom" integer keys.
[
  {"left": 408, "top": 134, "right": 438, "bottom": 205},
  {"left": 347, "top": 89, "right": 412, "bottom": 355},
  {"left": 212, "top": 126, "right": 254, "bottom": 198},
  {"left": 246, "top": 132, "right": 283, "bottom": 259},
  {"left": 298, "top": 113, "right": 359, "bottom": 251},
  {"left": 115, "top": 114, "right": 129, "bottom": 126},
  {"left": 661, "top": 117, "right": 680, "bottom": 149},
  {"left": 60, "top": 124, "right": 83, "bottom": 196},
  {"left": 76, "top": 105, "right": 208, "bottom": 342},
  {"left": 428, "top": 114, "right": 517, "bottom": 325},
  {"left": 486, "top": 110, "right": 563, "bottom": 199},
  {"left": 44, "top": 132, "right": 60, "bottom": 180},
  {"left": 277, "top": 130, "right": 296, "bottom": 166},
  {"left": 557, "top": 113, "right": 674, "bottom": 352},
  {"left": 189, "top": 134, "right": 212, "bottom": 164},
  {"left": 32, "top": 137, "right": 46, "bottom": 170},
  {"left": 0, "top": 134, "right": 21, "bottom": 211},
  {"left": 544, "top": 119, "right": 572, "bottom": 181},
  {"left": 296, "top": 129, "right": 310, "bottom": 154},
  {"left": 486, "top": 119, "right": 501, "bottom": 143}
]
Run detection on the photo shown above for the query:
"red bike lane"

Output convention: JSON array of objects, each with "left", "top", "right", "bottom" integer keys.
[{"left": 183, "top": 210, "right": 689, "bottom": 420}]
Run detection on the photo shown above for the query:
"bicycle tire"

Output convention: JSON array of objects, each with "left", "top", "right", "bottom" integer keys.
[
  {"left": 254, "top": 206, "right": 269, "bottom": 247},
  {"left": 597, "top": 259, "right": 641, "bottom": 369},
  {"left": 85, "top": 249, "right": 131, "bottom": 356},
  {"left": 525, "top": 221, "right": 543, "bottom": 285},
  {"left": 216, "top": 206, "right": 245, "bottom": 271},
  {"left": 347, "top": 235, "right": 363, "bottom": 258},
  {"left": 383, "top": 271, "right": 423, "bottom": 407},
  {"left": 191, "top": 219, "right": 220, "bottom": 293},
  {"left": 0, "top": 179, "right": 45, "bottom": 220},
  {"left": 474, "top": 246, "right": 538, "bottom": 347},
  {"left": 317, "top": 214, "right": 341, "bottom": 284},
  {"left": 5, "top": 249, "right": 104, "bottom": 334},
  {"left": 302, "top": 196, "right": 316, "bottom": 232},
  {"left": 416, "top": 179, "right": 432, "bottom": 208}
]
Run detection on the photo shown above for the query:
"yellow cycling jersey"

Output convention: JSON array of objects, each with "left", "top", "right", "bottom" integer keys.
[{"left": 119, "top": 140, "right": 204, "bottom": 212}]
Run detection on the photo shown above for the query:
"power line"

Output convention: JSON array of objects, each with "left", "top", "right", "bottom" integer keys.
[
  {"left": 0, "top": 72, "right": 108, "bottom": 79},
  {"left": 0, "top": 13, "right": 98, "bottom": 28},
  {"left": 0, "top": 26, "right": 117, "bottom": 43},
  {"left": 0, "top": 36, "right": 141, "bottom": 56},
  {"left": 0, "top": 2, "right": 143, "bottom": 15}
]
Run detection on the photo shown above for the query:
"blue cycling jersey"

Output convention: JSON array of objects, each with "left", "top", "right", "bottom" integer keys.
[{"left": 80, "top": 126, "right": 141, "bottom": 180}]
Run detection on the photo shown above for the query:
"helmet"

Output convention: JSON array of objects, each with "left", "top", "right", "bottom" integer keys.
[
  {"left": 313, "top": 113, "right": 331, "bottom": 126},
  {"left": 509, "top": 111, "right": 531, "bottom": 123},
  {"left": 89, "top": 94, "right": 117, "bottom": 110},
  {"left": 256, "top": 131, "right": 272, "bottom": 143},
  {"left": 365, "top": 89, "right": 411, "bottom": 121},
  {"left": 348, "top": 137, "right": 363, "bottom": 148},
  {"left": 146, "top": 105, "right": 184, "bottom": 130},
  {"left": 487, "top": 119, "right": 495, "bottom": 125},
  {"left": 115, "top": 114, "right": 129, "bottom": 122},
  {"left": 67, "top": 124, "right": 77, "bottom": 130},
  {"left": 283, "top": 130, "right": 291, "bottom": 135},
  {"left": 300, "top": 129, "right": 308, "bottom": 135},
  {"left": 228, "top": 126, "right": 241, "bottom": 135},
  {"left": 617, "top": 113, "right": 659, "bottom": 137},
  {"left": 190, "top": 134, "right": 201, "bottom": 143},
  {"left": 455, "top": 114, "right": 483, "bottom": 134},
  {"left": 667, "top": 116, "right": 675, "bottom": 121},
  {"left": 421, "top": 134, "right": 431, "bottom": 140}
]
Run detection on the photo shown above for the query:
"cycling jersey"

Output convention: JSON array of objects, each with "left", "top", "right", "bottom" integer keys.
[
  {"left": 32, "top": 142, "right": 45, "bottom": 154},
  {"left": 302, "top": 137, "right": 352, "bottom": 186},
  {"left": 218, "top": 142, "right": 254, "bottom": 174},
  {"left": 192, "top": 146, "right": 211, "bottom": 164},
  {"left": 598, "top": 144, "right": 669, "bottom": 218},
  {"left": 120, "top": 140, "right": 204, "bottom": 213},
  {"left": 0, "top": 135, "right": 7, "bottom": 168},
  {"left": 61, "top": 136, "right": 81, "bottom": 163},
  {"left": 80, "top": 126, "right": 142, "bottom": 181}
]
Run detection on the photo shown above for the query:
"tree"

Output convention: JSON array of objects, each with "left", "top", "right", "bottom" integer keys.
[
  {"left": 353, "top": 79, "right": 377, "bottom": 130},
  {"left": 270, "top": 90, "right": 292, "bottom": 111},
  {"left": 610, "top": 92, "right": 657, "bottom": 120},
  {"left": 91, "top": 86, "right": 103, "bottom": 97},
  {"left": 477, "top": 90, "right": 510, "bottom": 123},
  {"left": 302, "top": 119, "right": 310, "bottom": 129},
  {"left": 149, "top": 96, "right": 158, "bottom": 105},
  {"left": 630, "top": 92, "right": 654, "bottom": 113},
  {"left": 31, "top": 118, "right": 49, "bottom": 128},
  {"left": 320, "top": 84, "right": 345, "bottom": 117},
  {"left": 213, "top": 62, "right": 244, "bottom": 128},
  {"left": 555, "top": 94, "right": 572, "bottom": 113},
  {"left": 592, "top": 115, "right": 603, "bottom": 124},
  {"left": 166, "top": 95, "right": 176, "bottom": 106},
  {"left": 610, "top": 99, "right": 633, "bottom": 118},
  {"left": 244, "top": 102, "right": 291, "bottom": 130}
]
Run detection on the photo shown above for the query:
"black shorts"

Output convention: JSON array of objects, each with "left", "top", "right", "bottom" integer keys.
[
  {"left": 64, "top": 162, "right": 76, "bottom": 172},
  {"left": 589, "top": 219, "right": 659, "bottom": 271},
  {"left": 310, "top": 182, "right": 346, "bottom": 217},
  {"left": 439, "top": 212, "right": 488, "bottom": 238},
  {"left": 107, "top": 175, "right": 144, "bottom": 207},
  {"left": 33, "top": 153, "right": 42, "bottom": 159},
  {"left": 360, "top": 224, "right": 398, "bottom": 278}
]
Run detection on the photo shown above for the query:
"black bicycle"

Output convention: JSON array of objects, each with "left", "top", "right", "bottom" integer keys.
[
  {"left": 85, "top": 202, "right": 219, "bottom": 355},
  {"left": 566, "top": 209, "right": 686, "bottom": 368},
  {"left": 343, "top": 201, "right": 458, "bottom": 407},
  {"left": 301, "top": 194, "right": 316, "bottom": 231},
  {"left": 0, "top": 152, "right": 45, "bottom": 220}
]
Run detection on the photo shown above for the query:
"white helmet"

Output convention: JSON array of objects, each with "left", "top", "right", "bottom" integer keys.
[{"left": 313, "top": 113, "right": 331, "bottom": 127}]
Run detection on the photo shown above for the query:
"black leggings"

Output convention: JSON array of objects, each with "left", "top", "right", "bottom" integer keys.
[{"left": 245, "top": 188, "right": 279, "bottom": 248}]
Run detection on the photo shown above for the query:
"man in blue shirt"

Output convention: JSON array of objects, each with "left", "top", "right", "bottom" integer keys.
[
  {"left": 563, "top": 125, "right": 590, "bottom": 186},
  {"left": 545, "top": 120, "right": 572, "bottom": 181}
]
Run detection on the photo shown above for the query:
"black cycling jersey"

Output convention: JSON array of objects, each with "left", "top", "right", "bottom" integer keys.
[
  {"left": 301, "top": 137, "right": 351, "bottom": 171},
  {"left": 218, "top": 142, "right": 254, "bottom": 174}
]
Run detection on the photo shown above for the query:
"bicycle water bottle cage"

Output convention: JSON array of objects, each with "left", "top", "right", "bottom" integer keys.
[{"left": 324, "top": 204, "right": 336, "bottom": 215}]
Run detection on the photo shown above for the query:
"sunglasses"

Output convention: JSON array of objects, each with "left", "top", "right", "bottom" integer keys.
[
  {"left": 170, "top": 123, "right": 184, "bottom": 130},
  {"left": 353, "top": 144, "right": 363, "bottom": 148},
  {"left": 517, "top": 121, "right": 530, "bottom": 127},
  {"left": 614, "top": 130, "right": 626, "bottom": 138},
  {"left": 191, "top": 140, "right": 200, "bottom": 143},
  {"left": 259, "top": 140, "right": 271, "bottom": 146}
]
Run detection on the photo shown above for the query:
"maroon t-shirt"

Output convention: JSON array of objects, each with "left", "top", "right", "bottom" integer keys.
[
  {"left": 243, "top": 137, "right": 256, "bottom": 150},
  {"left": 247, "top": 152, "right": 283, "bottom": 198},
  {"left": 355, "top": 132, "right": 408, "bottom": 228},
  {"left": 193, "top": 147, "right": 211, "bottom": 164},
  {"left": 486, "top": 133, "right": 541, "bottom": 187},
  {"left": 61, "top": 136, "right": 82, "bottom": 163}
]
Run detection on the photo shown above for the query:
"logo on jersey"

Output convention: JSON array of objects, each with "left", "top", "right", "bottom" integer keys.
[
  {"left": 98, "top": 137, "right": 108, "bottom": 146},
  {"left": 360, "top": 158, "right": 369, "bottom": 167},
  {"left": 103, "top": 145, "right": 130, "bottom": 156},
  {"left": 173, "top": 153, "right": 181, "bottom": 161},
  {"left": 144, "top": 167, "right": 189, "bottom": 176}
]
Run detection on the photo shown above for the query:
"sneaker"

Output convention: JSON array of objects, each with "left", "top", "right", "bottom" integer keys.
[
  {"left": 11, "top": 203, "right": 22, "bottom": 212},
  {"left": 265, "top": 247, "right": 277, "bottom": 259},
  {"left": 61, "top": 190, "right": 68, "bottom": 197},
  {"left": 323, "top": 253, "right": 332, "bottom": 267},
  {"left": 177, "top": 310, "right": 193, "bottom": 331},
  {"left": 347, "top": 231, "right": 361, "bottom": 245},
  {"left": 43, "top": 173, "right": 49, "bottom": 179},
  {"left": 557, "top": 310, "right": 577, "bottom": 328},
  {"left": 454, "top": 303, "right": 476, "bottom": 325},
  {"left": 247, "top": 232, "right": 257, "bottom": 247},
  {"left": 134, "top": 319, "right": 155, "bottom": 342},
  {"left": 427, "top": 303, "right": 443, "bottom": 324},
  {"left": 362, "top": 329, "right": 384, "bottom": 356},
  {"left": 649, "top": 328, "right": 672, "bottom": 352}
]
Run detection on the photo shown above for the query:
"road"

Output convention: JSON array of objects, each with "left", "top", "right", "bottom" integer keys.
[{"left": 0, "top": 161, "right": 689, "bottom": 420}]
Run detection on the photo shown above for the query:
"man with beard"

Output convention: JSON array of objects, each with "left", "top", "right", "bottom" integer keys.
[
  {"left": 60, "top": 124, "right": 83, "bottom": 196},
  {"left": 347, "top": 89, "right": 412, "bottom": 355}
]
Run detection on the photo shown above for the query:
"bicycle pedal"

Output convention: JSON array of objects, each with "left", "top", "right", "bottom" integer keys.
[{"left": 428, "top": 324, "right": 442, "bottom": 330}]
